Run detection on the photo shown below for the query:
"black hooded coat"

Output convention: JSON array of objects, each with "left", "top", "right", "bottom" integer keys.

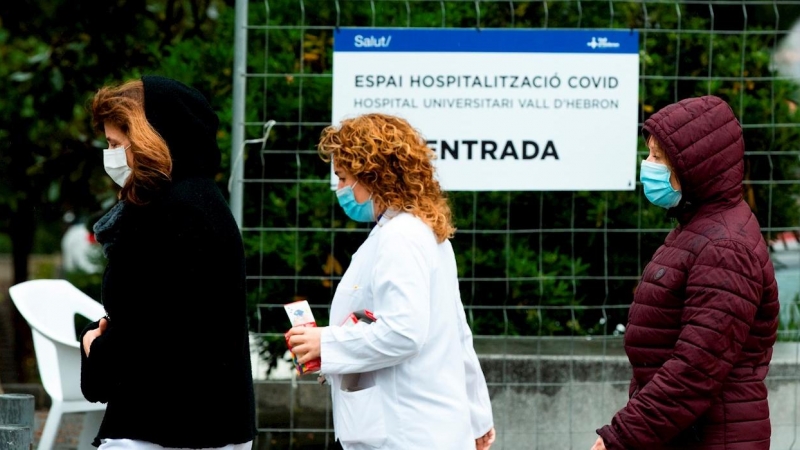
[{"left": 79, "top": 75, "right": 256, "bottom": 448}]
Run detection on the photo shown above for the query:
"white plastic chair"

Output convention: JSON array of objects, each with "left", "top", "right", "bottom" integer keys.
[{"left": 8, "top": 279, "right": 107, "bottom": 450}]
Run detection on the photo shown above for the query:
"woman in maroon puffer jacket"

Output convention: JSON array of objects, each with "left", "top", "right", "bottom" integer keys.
[{"left": 592, "top": 95, "right": 780, "bottom": 450}]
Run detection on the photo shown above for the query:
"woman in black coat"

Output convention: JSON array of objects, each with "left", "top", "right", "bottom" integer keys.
[{"left": 79, "top": 75, "right": 256, "bottom": 449}]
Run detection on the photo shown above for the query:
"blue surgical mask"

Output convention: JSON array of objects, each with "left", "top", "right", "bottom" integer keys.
[
  {"left": 640, "top": 160, "right": 682, "bottom": 209},
  {"left": 336, "top": 181, "right": 375, "bottom": 222}
]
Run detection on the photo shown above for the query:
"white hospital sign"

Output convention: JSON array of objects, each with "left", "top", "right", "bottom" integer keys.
[{"left": 331, "top": 28, "right": 640, "bottom": 191}]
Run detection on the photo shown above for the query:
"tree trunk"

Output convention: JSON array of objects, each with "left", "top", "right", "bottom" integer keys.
[{"left": 8, "top": 201, "right": 36, "bottom": 383}]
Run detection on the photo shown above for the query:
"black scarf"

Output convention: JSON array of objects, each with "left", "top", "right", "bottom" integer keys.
[{"left": 92, "top": 201, "right": 127, "bottom": 257}]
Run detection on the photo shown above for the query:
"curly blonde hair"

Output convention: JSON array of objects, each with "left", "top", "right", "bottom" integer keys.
[
  {"left": 91, "top": 80, "right": 172, "bottom": 205},
  {"left": 318, "top": 113, "right": 455, "bottom": 243}
]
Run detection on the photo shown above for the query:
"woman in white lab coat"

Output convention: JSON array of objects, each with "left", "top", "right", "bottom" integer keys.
[{"left": 286, "top": 113, "right": 495, "bottom": 450}]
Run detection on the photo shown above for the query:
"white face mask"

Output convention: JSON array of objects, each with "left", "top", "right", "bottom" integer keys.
[{"left": 103, "top": 145, "right": 131, "bottom": 187}]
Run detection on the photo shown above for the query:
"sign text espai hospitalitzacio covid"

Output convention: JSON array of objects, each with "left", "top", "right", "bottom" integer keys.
[{"left": 332, "top": 28, "right": 640, "bottom": 191}]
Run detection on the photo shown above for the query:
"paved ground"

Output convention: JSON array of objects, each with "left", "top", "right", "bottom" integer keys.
[{"left": 33, "top": 410, "right": 85, "bottom": 450}]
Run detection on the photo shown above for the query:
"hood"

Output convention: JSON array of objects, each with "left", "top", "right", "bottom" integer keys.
[
  {"left": 642, "top": 95, "right": 744, "bottom": 208},
  {"left": 142, "top": 75, "right": 221, "bottom": 180}
]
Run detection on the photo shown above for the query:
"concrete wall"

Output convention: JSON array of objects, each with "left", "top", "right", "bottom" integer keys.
[
  {"left": 253, "top": 339, "right": 800, "bottom": 450},
  {"left": 480, "top": 343, "right": 800, "bottom": 450}
]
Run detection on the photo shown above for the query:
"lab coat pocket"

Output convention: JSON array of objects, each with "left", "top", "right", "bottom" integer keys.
[{"left": 335, "top": 385, "right": 387, "bottom": 448}]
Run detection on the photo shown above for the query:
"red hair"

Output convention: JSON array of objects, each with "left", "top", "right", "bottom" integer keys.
[
  {"left": 91, "top": 80, "right": 172, "bottom": 205},
  {"left": 318, "top": 113, "right": 455, "bottom": 242}
]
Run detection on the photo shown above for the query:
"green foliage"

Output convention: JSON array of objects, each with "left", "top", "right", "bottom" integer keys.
[
  {"left": 238, "top": 0, "right": 800, "bottom": 347},
  {"left": 0, "top": 234, "right": 10, "bottom": 253},
  {"left": 0, "top": 0, "right": 239, "bottom": 240},
  {"left": 778, "top": 292, "right": 800, "bottom": 339},
  {"left": 0, "top": 1, "right": 241, "bottom": 379},
  {"left": 2, "top": 2, "right": 800, "bottom": 374}
]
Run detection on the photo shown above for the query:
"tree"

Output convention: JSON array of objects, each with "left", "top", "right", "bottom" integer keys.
[
  {"left": 0, "top": 0, "right": 237, "bottom": 383},
  {"left": 2, "top": 0, "right": 799, "bottom": 382}
]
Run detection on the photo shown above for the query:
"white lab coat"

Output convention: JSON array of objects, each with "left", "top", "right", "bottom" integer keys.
[{"left": 321, "top": 211, "right": 494, "bottom": 450}]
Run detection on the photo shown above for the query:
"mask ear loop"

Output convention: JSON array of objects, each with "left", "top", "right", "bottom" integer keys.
[
  {"left": 350, "top": 180, "right": 373, "bottom": 203},
  {"left": 335, "top": 180, "right": 357, "bottom": 194}
]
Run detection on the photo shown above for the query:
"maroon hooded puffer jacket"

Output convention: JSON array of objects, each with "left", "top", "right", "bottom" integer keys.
[{"left": 597, "top": 96, "right": 779, "bottom": 449}]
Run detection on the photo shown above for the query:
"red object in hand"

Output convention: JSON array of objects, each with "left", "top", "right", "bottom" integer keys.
[
  {"left": 284, "top": 323, "right": 322, "bottom": 375},
  {"left": 284, "top": 300, "right": 322, "bottom": 375}
]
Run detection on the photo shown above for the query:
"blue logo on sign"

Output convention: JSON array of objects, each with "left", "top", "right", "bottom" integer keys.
[
  {"left": 293, "top": 310, "right": 305, "bottom": 317},
  {"left": 587, "top": 37, "right": 620, "bottom": 49},
  {"left": 354, "top": 34, "right": 392, "bottom": 48}
]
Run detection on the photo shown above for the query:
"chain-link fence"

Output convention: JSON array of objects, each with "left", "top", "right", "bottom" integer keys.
[{"left": 230, "top": 1, "right": 800, "bottom": 448}]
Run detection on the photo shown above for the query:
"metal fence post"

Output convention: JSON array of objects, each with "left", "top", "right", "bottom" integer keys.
[
  {"left": 229, "top": 0, "right": 249, "bottom": 229},
  {"left": 0, "top": 393, "right": 35, "bottom": 449}
]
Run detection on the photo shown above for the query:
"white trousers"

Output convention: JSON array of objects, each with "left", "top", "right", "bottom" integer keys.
[{"left": 98, "top": 439, "right": 254, "bottom": 450}]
